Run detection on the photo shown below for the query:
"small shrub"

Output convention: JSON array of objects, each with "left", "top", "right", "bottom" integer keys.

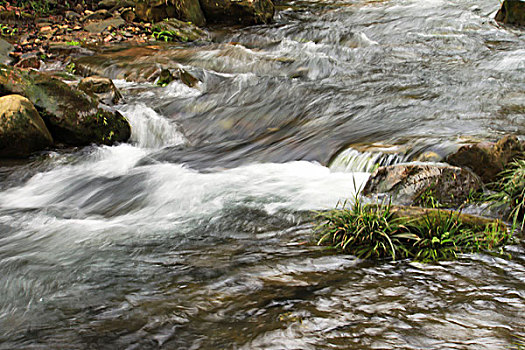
[{"left": 315, "top": 197, "right": 512, "bottom": 262}]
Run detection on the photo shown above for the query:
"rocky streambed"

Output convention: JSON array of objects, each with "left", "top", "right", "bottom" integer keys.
[{"left": 0, "top": 0, "right": 525, "bottom": 349}]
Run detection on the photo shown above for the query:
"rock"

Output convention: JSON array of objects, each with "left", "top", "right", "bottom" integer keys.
[
  {"left": 98, "top": 0, "right": 118, "bottom": 9},
  {"left": 178, "top": 68, "right": 199, "bottom": 87},
  {"left": 0, "top": 95, "right": 53, "bottom": 158},
  {"left": 83, "top": 9, "right": 112, "bottom": 21},
  {"left": 177, "top": 0, "right": 207, "bottom": 26},
  {"left": 120, "top": 8, "right": 136, "bottom": 22},
  {"left": 157, "top": 69, "right": 174, "bottom": 86},
  {"left": 65, "top": 10, "right": 82, "bottom": 21},
  {"left": 0, "top": 38, "right": 14, "bottom": 65},
  {"left": 78, "top": 76, "right": 123, "bottom": 105},
  {"left": 199, "top": 0, "right": 274, "bottom": 25},
  {"left": 47, "top": 43, "right": 95, "bottom": 58},
  {"left": 495, "top": 0, "right": 525, "bottom": 26},
  {"left": 446, "top": 135, "right": 523, "bottom": 184},
  {"left": 84, "top": 16, "right": 125, "bottom": 34},
  {"left": 152, "top": 18, "right": 208, "bottom": 42},
  {"left": 14, "top": 52, "right": 42, "bottom": 69},
  {"left": 136, "top": 0, "right": 206, "bottom": 26},
  {"left": 135, "top": 0, "right": 177, "bottom": 22},
  {"left": 362, "top": 163, "right": 482, "bottom": 207},
  {"left": 0, "top": 65, "right": 130, "bottom": 146},
  {"left": 388, "top": 206, "right": 506, "bottom": 232}
]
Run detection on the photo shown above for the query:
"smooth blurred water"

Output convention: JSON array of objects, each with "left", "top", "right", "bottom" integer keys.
[{"left": 1, "top": 0, "right": 525, "bottom": 348}]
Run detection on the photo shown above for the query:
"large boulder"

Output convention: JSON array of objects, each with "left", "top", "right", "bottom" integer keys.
[
  {"left": 446, "top": 135, "right": 523, "bottom": 184},
  {"left": 199, "top": 0, "right": 274, "bottom": 25},
  {"left": 362, "top": 163, "right": 483, "bottom": 207},
  {"left": 0, "top": 95, "right": 53, "bottom": 158},
  {"left": 0, "top": 65, "right": 130, "bottom": 146},
  {"left": 78, "top": 76, "right": 123, "bottom": 105},
  {"left": 495, "top": 0, "right": 525, "bottom": 26},
  {"left": 136, "top": 0, "right": 206, "bottom": 27}
]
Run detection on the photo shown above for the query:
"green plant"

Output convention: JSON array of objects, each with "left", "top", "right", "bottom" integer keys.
[
  {"left": 408, "top": 211, "right": 510, "bottom": 261},
  {"left": 416, "top": 186, "right": 445, "bottom": 208},
  {"left": 487, "top": 159, "right": 525, "bottom": 232},
  {"left": 513, "top": 335, "right": 525, "bottom": 350},
  {"left": 66, "top": 62, "right": 76, "bottom": 74},
  {"left": 27, "top": 0, "right": 51, "bottom": 15},
  {"left": 0, "top": 24, "right": 17, "bottom": 36},
  {"left": 315, "top": 197, "right": 512, "bottom": 262},
  {"left": 316, "top": 198, "right": 409, "bottom": 261},
  {"left": 152, "top": 29, "right": 188, "bottom": 42},
  {"left": 66, "top": 41, "right": 80, "bottom": 46}
]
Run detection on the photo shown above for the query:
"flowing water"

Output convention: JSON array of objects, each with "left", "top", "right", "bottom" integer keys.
[{"left": 1, "top": 0, "right": 525, "bottom": 348}]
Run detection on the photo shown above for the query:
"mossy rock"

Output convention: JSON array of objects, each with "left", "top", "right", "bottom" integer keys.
[
  {"left": 0, "top": 94, "right": 53, "bottom": 158},
  {"left": 152, "top": 18, "right": 209, "bottom": 42},
  {"left": 0, "top": 65, "right": 130, "bottom": 146}
]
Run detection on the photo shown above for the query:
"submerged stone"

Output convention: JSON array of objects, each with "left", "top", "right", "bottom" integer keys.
[{"left": 0, "top": 94, "right": 53, "bottom": 158}]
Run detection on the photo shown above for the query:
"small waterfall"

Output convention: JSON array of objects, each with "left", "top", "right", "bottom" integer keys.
[
  {"left": 117, "top": 103, "right": 187, "bottom": 149},
  {"left": 329, "top": 148, "right": 405, "bottom": 173}
]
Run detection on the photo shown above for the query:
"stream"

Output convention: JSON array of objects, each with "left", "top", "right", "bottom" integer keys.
[{"left": 1, "top": 0, "right": 525, "bottom": 348}]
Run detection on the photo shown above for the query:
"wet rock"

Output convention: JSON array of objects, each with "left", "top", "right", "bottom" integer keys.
[
  {"left": 199, "top": 0, "right": 274, "bottom": 25},
  {"left": 157, "top": 69, "right": 174, "bottom": 86},
  {"left": 0, "top": 38, "right": 14, "bottom": 65},
  {"left": 178, "top": 68, "right": 199, "bottom": 87},
  {"left": 14, "top": 52, "right": 42, "bottom": 69},
  {"left": 0, "top": 94, "right": 53, "bottom": 158},
  {"left": 495, "top": 0, "right": 525, "bottom": 26},
  {"left": 78, "top": 76, "right": 123, "bottom": 105},
  {"left": 152, "top": 18, "right": 209, "bottom": 42},
  {"left": 0, "top": 65, "right": 130, "bottom": 146},
  {"left": 446, "top": 135, "right": 523, "bottom": 184},
  {"left": 289, "top": 67, "right": 308, "bottom": 79},
  {"left": 362, "top": 163, "right": 482, "bottom": 207},
  {"left": 136, "top": 0, "right": 206, "bottom": 27},
  {"left": 84, "top": 16, "right": 125, "bottom": 34}
]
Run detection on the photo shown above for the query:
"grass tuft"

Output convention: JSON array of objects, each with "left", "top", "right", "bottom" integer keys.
[
  {"left": 488, "top": 159, "right": 525, "bottom": 232},
  {"left": 315, "top": 196, "right": 512, "bottom": 262}
]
